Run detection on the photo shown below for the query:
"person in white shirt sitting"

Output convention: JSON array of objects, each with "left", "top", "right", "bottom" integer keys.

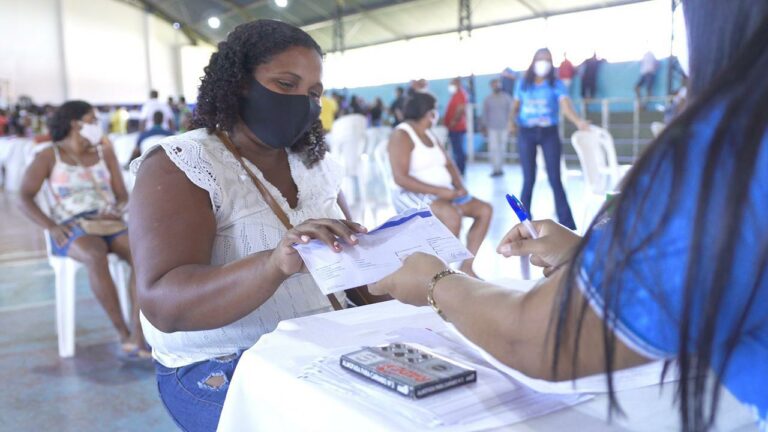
[{"left": 388, "top": 92, "right": 492, "bottom": 278}]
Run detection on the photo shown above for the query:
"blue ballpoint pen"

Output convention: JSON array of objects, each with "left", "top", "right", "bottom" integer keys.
[{"left": 505, "top": 194, "right": 539, "bottom": 239}]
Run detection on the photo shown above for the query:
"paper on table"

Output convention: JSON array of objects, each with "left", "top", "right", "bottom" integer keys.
[
  {"left": 293, "top": 208, "right": 473, "bottom": 294},
  {"left": 444, "top": 322, "right": 677, "bottom": 394}
]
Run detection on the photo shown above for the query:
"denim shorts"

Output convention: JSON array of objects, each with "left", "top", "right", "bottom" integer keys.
[
  {"left": 49, "top": 211, "right": 127, "bottom": 257},
  {"left": 155, "top": 352, "right": 242, "bottom": 432}
]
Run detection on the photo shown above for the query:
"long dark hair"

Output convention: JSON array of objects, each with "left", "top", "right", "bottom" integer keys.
[
  {"left": 554, "top": 2, "right": 768, "bottom": 431},
  {"left": 522, "top": 48, "right": 556, "bottom": 90},
  {"left": 48, "top": 100, "right": 92, "bottom": 142},
  {"left": 192, "top": 19, "right": 328, "bottom": 167}
]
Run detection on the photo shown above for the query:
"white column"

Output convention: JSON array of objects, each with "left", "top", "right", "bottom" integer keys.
[
  {"left": 55, "top": 0, "right": 69, "bottom": 100},
  {"left": 143, "top": 10, "right": 153, "bottom": 92}
]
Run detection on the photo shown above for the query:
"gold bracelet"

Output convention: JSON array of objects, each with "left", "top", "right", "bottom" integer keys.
[{"left": 427, "top": 268, "right": 463, "bottom": 320}]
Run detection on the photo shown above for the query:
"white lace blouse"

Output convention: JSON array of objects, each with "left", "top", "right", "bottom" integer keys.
[{"left": 131, "top": 129, "right": 344, "bottom": 368}]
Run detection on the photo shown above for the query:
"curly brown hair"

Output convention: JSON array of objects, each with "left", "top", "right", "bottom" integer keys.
[{"left": 192, "top": 19, "right": 327, "bottom": 167}]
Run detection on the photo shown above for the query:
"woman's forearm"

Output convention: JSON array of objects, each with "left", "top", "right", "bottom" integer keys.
[
  {"left": 560, "top": 98, "right": 584, "bottom": 126},
  {"left": 434, "top": 268, "right": 649, "bottom": 381},
  {"left": 18, "top": 195, "right": 57, "bottom": 229},
  {"left": 140, "top": 250, "right": 289, "bottom": 333}
]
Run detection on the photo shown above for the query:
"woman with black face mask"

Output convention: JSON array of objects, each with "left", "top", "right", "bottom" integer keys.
[{"left": 129, "top": 20, "right": 365, "bottom": 431}]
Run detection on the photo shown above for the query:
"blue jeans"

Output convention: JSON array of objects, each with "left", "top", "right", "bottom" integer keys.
[
  {"left": 49, "top": 211, "right": 127, "bottom": 256},
  {"left": 448, "top": 131, "right": 466, "bottom": 175},
  {"left": 517, "top": 126, "right": 576, "bottom": 230},
  {"left": 156, "top": 352, "right": 242, "bottom": 432}
]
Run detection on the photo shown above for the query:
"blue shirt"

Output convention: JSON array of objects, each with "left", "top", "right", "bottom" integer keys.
[
  {"left": 579, "top": 98, "right": 768, "bottom": 424},
  {"left": 514, "top": 79, "right": 567, "bottom": 128}
]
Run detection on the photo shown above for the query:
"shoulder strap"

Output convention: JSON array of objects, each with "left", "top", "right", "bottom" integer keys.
[
  {"left": 215, "top": 131, "right": 343, "bottom": 312},
  {"left": 216, "top": 131, "right": 293, "bottom": 230},
  {"left": 397, "top": 123, "right": 423, "bottom": 148}
]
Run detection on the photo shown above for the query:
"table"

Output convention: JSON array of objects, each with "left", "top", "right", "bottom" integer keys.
[{"left": 218, "top": 299, "right": 758, "bottom": 432}]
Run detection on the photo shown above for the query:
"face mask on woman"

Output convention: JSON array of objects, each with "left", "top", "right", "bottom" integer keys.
[
  {"left": 239, "top": 78, "right": 321, "bottom": 149},
  {"left": 533, "top": 60, "right": 552, "bottom": 78},
  {"left": 79, "top": 122, "right": 103, "bottom": 146}
]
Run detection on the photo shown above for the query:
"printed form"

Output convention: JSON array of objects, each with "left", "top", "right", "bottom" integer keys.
[{"left": 293, "top": 209, "right": 473, "bottom": 294}]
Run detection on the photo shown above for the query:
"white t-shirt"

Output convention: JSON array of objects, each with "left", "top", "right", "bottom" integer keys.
[
  {"left": 640, "top": 52, "right": 658, "bottom": 74},
  {"left": 139, "top": 98, "right": 175, "bottom": 125}
]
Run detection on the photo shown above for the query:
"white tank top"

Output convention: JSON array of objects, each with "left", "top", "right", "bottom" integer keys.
[
  {"left": 396, "top": 123, "right": 453, "bottom": 189},
  {"left": 130, "top": 129, "right": 345, "bottom": 368}
]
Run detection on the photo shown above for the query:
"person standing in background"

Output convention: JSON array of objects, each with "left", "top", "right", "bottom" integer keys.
[
  {"left": 512, "top": 48, "right": 590, "bottom": 230},
  {"left": 167, "top": 97, "right": 180, "bottom": 130},
  {"left": 389, "top": 86, "right": 406, "bottom": 126},
  {"left": 444, "top": 77, "right": 469, "bottom": 176},
  {"left": 0, "top": 109, "right": 8, "bottom": 136},
  {"left": 370, "top": 98, "right": 385, "bottom": 127},
  {"left": 109, "top": 106, "right": 129, "bottom": 134},
  {"left": 139, "top": 90, "right": 175, "bottom": 132},
  {"left": 635, "top": 50, "right": 658, "bottom": 100},
  {"left": 482, "top": 79, "right": 513, "bottom": 177},
  {"left": 580, "top": 52, "right": 604, "bottom": 99},
  {"left": 500, "top": 67, "right": 517, "bottom": 97},
  {"left": 558, "top": 53, "right": 576, "bottom": 92},
  {"left": 177, "top": 96, "right": 192, "bottom": 132},
  {"left": 319, "top": 93, "right": 338, "bottom": 133}
]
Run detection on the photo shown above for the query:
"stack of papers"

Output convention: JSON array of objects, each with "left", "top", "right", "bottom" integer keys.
[{"left": 294, "top": 209, "right": 473, "bottom": 294}]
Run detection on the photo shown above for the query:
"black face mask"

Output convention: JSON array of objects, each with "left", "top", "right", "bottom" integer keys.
[{"left": 239, "top": 78, "right": 321, "bottom": 149}]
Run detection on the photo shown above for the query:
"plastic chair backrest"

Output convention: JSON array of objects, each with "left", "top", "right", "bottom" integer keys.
[
  {"left": 373, "top": 139, "right": 395, "bottom": 198},
  {"left": 571, "top": 129, "right": 610, "bottom": 195},
  {"left": 650, "top": 121, "right": 666, "bottom": 138},
  {"left": 431, "top": 126, "right": 449, "bottom": 148},
  {"left": 590, "top": 126, "right": 620, "bottom": 178},
  {"left": 111, "top": 133, "right": 139, "bottom": 166},
  {"left": 329, "top": 114, "right": 367, "bottom": 176}
]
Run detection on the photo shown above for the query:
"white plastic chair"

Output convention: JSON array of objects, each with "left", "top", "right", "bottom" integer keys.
[
  {"left": 327, "top": 114, "right": 368, "bottom": 219},
  {"left": 571, "top": 127, "right": 629, "bottom": 231},
  {"left": 589, "top": 126, "right": 632, "bottom": 181},
  {"left": 1, "top": 137, "right": 34, "bottom": 191},
  {"left": 651, "top": 121, "right": 666, "bottom": 138},
  {"left": 431, "top": 126, "right": 449, "bottom": 149},
  {"left": 44, "top": 230, "right": 131, "bottom": 358},
  {"left": 111, "top": 132, "right": 139, "bottom": 167}
]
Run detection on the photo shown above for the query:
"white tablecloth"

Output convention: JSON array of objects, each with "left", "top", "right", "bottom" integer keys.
[{"left": 218, "top": 300, "right": 758, "bottom": 432}]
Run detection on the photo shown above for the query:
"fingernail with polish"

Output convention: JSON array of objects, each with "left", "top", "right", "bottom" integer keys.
[
  {"left": 499, "top": 245, "right": 511, "bottom": 254},
  {"left": 350, "top": 235, "right": 358, "bottom": 242},
  {"left": 301, "top": 235, "right": 310, "bottom": 243}
]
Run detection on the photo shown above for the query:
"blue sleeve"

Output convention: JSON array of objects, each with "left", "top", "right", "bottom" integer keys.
[{"left": 578, "top": 102, "right": 768, "bottom": 419}]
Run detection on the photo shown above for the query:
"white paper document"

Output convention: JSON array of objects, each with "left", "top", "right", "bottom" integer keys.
[{"left": 293, "top": 208, "right": 473, "bottom": 294}]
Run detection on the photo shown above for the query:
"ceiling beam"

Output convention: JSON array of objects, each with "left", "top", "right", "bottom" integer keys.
[
  {"left": 326, "top": 0, "right": 654, "bottom": 53},
  {"left": 302, "top": 0, "right": 429, "bottom": 32},
  {"left": 192, "top": 0, "right": 269, "bottom": 28},
  {"left": 120, "top": 0, "right": 217, "bottom": 46}
]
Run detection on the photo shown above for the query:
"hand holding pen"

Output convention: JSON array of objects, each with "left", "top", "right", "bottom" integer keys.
[{"left": 497, "top": 194, "right": 582, "bottom": 277}]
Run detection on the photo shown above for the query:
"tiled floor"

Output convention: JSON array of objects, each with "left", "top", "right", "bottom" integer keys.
[{"left": 0, "top": 161, "right": 588, "bottom": 431}]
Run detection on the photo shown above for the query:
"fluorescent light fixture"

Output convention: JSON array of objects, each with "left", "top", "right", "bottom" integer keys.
[
  {"left": 275, "top": 0, "right": 288, "bottom": 8},
  {"left": 208, "top": 16, "right": 221, "bottom": 29}
]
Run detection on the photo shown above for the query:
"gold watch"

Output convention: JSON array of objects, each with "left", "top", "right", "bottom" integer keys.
[{"left": 427, "top": 268, "right": 463, "bottom": 320}]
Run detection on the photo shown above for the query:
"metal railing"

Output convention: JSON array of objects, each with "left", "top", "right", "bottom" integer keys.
[{"left": 469, "top": 95, "right": 672, "bottom": 165}]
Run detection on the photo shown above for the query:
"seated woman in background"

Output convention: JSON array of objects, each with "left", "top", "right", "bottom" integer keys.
[
  {"left": 129, "top": 20, "right": 365, "bottom": 432},
  {"left": 388, "top": 92, "right": 492, "bottom": 278},
  {"left": 371, "top": 2, "right": 768, "bottom": 429},
  {"left": 18, "top": 100, "right": 148, "bottom": 359}
]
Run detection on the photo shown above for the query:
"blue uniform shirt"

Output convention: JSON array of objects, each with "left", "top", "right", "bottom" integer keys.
[
  {"left": 579, "top": 98, "right": 768, "bottom": 425},
  {"left": 514, "top": 78, "right": 567, "bottom": 128}
]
